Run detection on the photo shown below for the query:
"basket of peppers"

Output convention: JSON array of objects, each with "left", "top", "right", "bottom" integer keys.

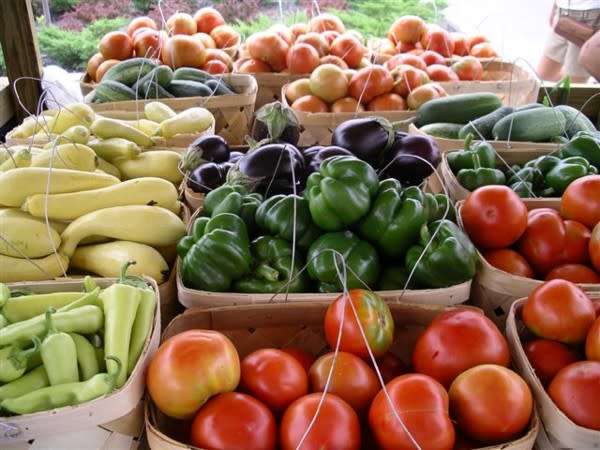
[
  {"left": 0, "top": 262, "right": 160, "bottom": 443},
  {"left": 440, "top": 131, "right": 600, "bottom": 202}
]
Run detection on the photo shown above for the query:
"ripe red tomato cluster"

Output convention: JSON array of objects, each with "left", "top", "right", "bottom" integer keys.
[
  {"left": 460, "top": 179, "right": 600, "bottom": 284},
  {"left": 148, "top": 289, "right": 534, "bottom": 449},
  {"left": 521, "top": 278, "right": 600, "bottom": 430}
]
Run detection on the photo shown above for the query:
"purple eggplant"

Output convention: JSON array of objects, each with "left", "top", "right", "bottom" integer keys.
[
  {"left": 379, "top": 134, "right": 441, "bottom": 186},
  {"left": 187, "top": 162, "right": 228, "bottom": 193},
  {"left": 250, "top": 101, "right": 300, "bottom": 145},
  {"left": 182, "top": 135, "right": 230, "bottom": 172},
  {"left": 228, "top": 143, "right": 306, "bottom": 197},
  {"left": 302, "top": 145, "right": 325, "bottom": 165},
  {"left": 330, "top": 117, "right": 394, "bottom": 166},
  {"left": 306, "top": 146, "right": 354, "bottom": 174},
  {"left": 228, "top": 151, "right": 245, "bottom": 163}
]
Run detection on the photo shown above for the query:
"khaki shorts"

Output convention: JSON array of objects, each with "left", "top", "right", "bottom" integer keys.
[{"left": 543, "top": 8, "right": 600, "bottom": 78}]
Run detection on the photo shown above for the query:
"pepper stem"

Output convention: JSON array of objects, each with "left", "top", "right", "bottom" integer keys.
[
  {"left": 45, "top": 307, "right": 58, "bottom": 336},
  {"left": 471, "top": 152, "right": 482, "bottom": 170},
  {"left": 104, "top": 355, "right": 123, "bottom": 389},
  {"left": 9, "top": 336, "right": 41, "bottom": 370},
  {"left": 256, "top": 263, "right": 280, "bottom": 282},
  {"left": 464, "top": 133, "right": 474, "bottom": 151}
]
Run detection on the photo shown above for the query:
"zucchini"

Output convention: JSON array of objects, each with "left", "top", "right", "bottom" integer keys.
[
  {"left": 205, "top": 79, "right": 236, "bottom": 96},
  {"left": 167, "top": 80, "right": 212, "bottom": 98},
  {"left": 458, "top": 106, "right": 514, "bottom": 140},
  {"left": 172, "top": 67, "right": 217, "bottom": 83},
  {"left": 555, "top": 104, "right": 596, "bottom": 137},
  {"left": 93, "top": 80, "right": 137, "bottom": 103},
  {"left": 139, "top": 79, "right": 175, "bottom": 99},
  {"left": 492, "top": 107, "right": 567, "bottom": 142},
  {"left": 514, "top": 102, "right": 546, "bottom": 112},
  {"left": 101, "top": 58, "right": 158, "bottom": 87},
  {"left": 418, "top": 123, "right": 463, "bottom": 139},
  {"left": 132, "top": 65, "right": 174, "bottom": 92},
  {"left": 416, "top": 92, "right": 503, "bottom": 126}
]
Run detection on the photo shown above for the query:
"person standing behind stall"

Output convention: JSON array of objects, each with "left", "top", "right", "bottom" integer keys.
[{"left": 536, "top": 0, "right": 600, "bottom": 82}]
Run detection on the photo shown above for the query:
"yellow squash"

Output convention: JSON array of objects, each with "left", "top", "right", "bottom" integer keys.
[
  {"left": 24, "top": 177, "right": 180, "bottom": 221},
  {"left": 43, "top": 125, "right": 91, "bottom": 148},
  {"left": 156, "top": 107, "right": 214, "bottom": 138},
  {"left": 0, "top": 214, "right": 61, "bottom": 258},
  {"left": 91, "top": 117, "right": 155, "bottom": 148},
  {"left": 0, "top": 148, "right": 32, "bottom": 171},
  {"left": 87, "top": 138, "right": 141, "bottom": 162},
  {"left": 113, "top": 151, "right": 183, "bottom": 184},
  {"left": 59, "top": 205, "right": 186, "bottom": 257},
  {"left": 0, "top": 252, "right": 69, "bottom": 282},
  {"left": 144, "top": 102, "right": 176, "bottom": 123},
  {"left": 30, "top": 143, "right": 97, "bottom": 172}
]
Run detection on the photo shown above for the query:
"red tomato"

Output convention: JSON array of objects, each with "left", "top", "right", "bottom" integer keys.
[
  {"left": 308, "top": 351, "right": 380, "bottom": 413},
  {"left": 560, "top": 174, "right": 600, "bottom": 229},
  {"left": 324, "top": 289, "right": 394, "bottom": 359},
  {"left": 523, "top": 339, "right": 580, "bottom": 387},
  {"left": 591, "top": 222, "right": 600, "bottom": 272},
  {"left": 460, "top": 185, "right": 528, "bottom": 249},
  {"left": 240, "top": 348, "right": 308, "bottom": 412},
  {"left": 518, "top": 211, "right": 591, "bottom": 277},
  {"left": 189, "top": 392, "right": 277, "bottom": 450},
  {"left": 369, "top": 373, "right": 455, "bottom": 450},
  {"left": 585, "top": 316, "right": 600, "bottom": 360},
  {"left": 348, "top": 65, "right": 394, "bottom": 104},
  {"left": 522, "top": 279, "right": 596, "bottom": 344},
  {"left": 280, "top": 393, "right": 361, "bottom": 450},
  {"left": 545, "top": 263, "right": 600, "bottom": 284},
  {"left": 280, "top": 347, "right": 316, "bottom": 373},
  {"left": 146, "top": 330, "right": 240, "bottom": 420},
  {"left": 449, "top": 364, "right": 533, "bottom": 443},
  {"left": 594, "top": 299, "right": 600, "bottom": 317},
  {"left": 372, "top": 352, "right": 407, "bottom": 384},
  {"left": 548, "top": 361, "right": 600, "bottom": 430},
  {"left": 482, "top": 248, "right": 535, "bottom": 278},
  {"left": 98, "top": 31, "right": 133, "bottom": 60},
  {"left": 412, "top": 308, "right": 511, "bottom": 388}
]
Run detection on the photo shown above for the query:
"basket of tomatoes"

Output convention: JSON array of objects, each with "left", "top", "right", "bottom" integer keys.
[{"left": 145, "top": 290, "right": 540, "bottom": 449}]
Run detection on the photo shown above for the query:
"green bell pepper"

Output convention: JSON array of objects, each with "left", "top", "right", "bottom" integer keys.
[
  {"left": 203, "top": 184, "right": 263, "bottom": 235},
  {"left": 545, "top": 156, "right": 597, "bottom": 195},
  {"left": 377, "top": 266, "right": 420, "bottom": 291},
  {"left": 255, "top": 194, "right": 322, "bottom": 249},
  {"left": 233, "top": 236, "right": 309, "bottom": 293},
  {"left": 304, "top": 155, "right": 379, "bottom": 231},
  {"left": 307, "top": 230, "right": 380, "bottom": 293},
  {"left": 180, "top": 213, "right": 251, "bottom": 291},
  {"left": 446, "top": 134, "right": 497, "bottom": 172},
  {"left": 356, "top": 179, "right": 427, "bottom": 258},
  {"left": 506, "top": 166, "right": 545, "bottom": 197},
  {"left": 405, "top": 219, "right": 477, "bottom": 288},
  {"left": 509, "top": 180, "right": 536, "bottom": 198},
  {"left": 525, "top": 154, "right": 562, "bottom": 174},
  {"left": 456, "top": 153, "right": 506, "bottom": 191},
  {"left": 401, "top": 186, "right": 456, "bottom": 223},
  {"left": 557, "top": 131, "right": 600, "bottom": 169}
]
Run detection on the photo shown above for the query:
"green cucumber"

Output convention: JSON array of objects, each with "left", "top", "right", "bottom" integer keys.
[
  {"left": 172, "top": 67, "right": 217, "bottom": 83},
  {"left": 555, "top": 104, "right": 597, "bottom": 137},
  {"left": 139, "top": 79, "right": 175, "bottom": 99},
  {"left": 416, "top": 92, "right": 503, "bottom": 126},
  {"left": 132, "top": 65, "right": 173, "bottom": 93},
  {"left": 205, "top": 79, "right": 236, "bottom": 96},
  {"left": 92, "top": 80, "right": 137, "bottom": 103},
  {"left": 514, "top": 102, "right": 546, "bottom": 112},
  {"left": 492, "top": 107, "right": 567, "bottom": 142},
  {"left": 458, "top": 106, "right": 514, "bottom": 140},
  {"left": 167, "top": 80, "right": 213, "bottom": 98},
  {"left": 101, "top": 58, "right": 158, "bottom": 87},
  {"left": 419, "top": 123, "right": 464, "bottom": 139}
]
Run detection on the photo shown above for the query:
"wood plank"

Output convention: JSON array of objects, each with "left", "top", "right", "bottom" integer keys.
[
  {"left": 0, "top": 77, "right": 15, "bottom": 127},
  {"left": 0, "top": 0, "right": 43, "bottom": 121}
]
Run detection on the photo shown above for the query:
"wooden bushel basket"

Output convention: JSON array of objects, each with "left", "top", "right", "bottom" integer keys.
[{"left": 144, "top": 301, "right": 539, "bottom": 450}]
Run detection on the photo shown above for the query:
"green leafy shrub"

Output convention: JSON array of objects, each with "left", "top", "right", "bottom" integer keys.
[
  {"left": 37, "top": 17, "right": 129, "bottom": 71},
  {"left": 49, "top": 0, "right": 80, "bottom": 14},
  {"left": 233, "top": 11, "right": 309, "bottom": 38}
]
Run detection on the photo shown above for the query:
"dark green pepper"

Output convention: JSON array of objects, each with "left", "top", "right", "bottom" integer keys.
[
  {"left": 456, "top": 153, "right": 506, "bottom": 191},
  {"left": 405, "top": 219, "right": 477, "bottom": 288},
  {"left": 377, "top": 266, "right": 420, "bottom": 290},
  {"left": 203, "top": 184, "right": 263, "bottom": 235},
  {"left": 356, "top": 178, "right": 426, "bottom": 258},
  {"left": 557, "top": 131, "right": 600, "bottom": 169},
  {"left": 545, "top": 156, "right": 597, "bottom": 195},
  {"left": 446, "top": 134, "right": 497, "bottom": 172},
  {"left": 234, "top": 236, "right": 309, "bottom": 293},
  {"left": 525, "top": 154, "right": 562, "bottom": 174},
  {"left": 510, "top": 180, "right": 536, "bottom": 198},
  {"left": 255, "top": 194, "right": 322, "bottom": 249},
  {"left": 506, "top": 166, "right": 544, "bottom": 187},
  {"left": 401, "top": 186, "right": 455, "bottom": 223},
  {"left": 180, "top": 213, "right": 251, "bottom": 292},
  {"left": 304, "top": 155, "right": 379, "bottom": 231},
  {"left": 307, "top": 230, "right": 380, "bottom": 293}
]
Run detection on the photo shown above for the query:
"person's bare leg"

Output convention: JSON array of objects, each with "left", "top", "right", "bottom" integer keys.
[{"left": 537, "top": 55, "right": 564, "bottom": 81}]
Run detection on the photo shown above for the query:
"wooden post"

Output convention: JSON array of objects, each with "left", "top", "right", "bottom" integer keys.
[{"left": 0, "top": 0, "right": 43, "bottom": 121}]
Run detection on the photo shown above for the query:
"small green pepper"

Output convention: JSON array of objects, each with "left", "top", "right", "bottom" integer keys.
[
  {"left": 0, "top": 356, "right": 122, "bottom": 415},
  {"left": 69, "top": 333, "right": 100, "bottom": 381},
  {"left": 0, "top": 283, "right": 10, "bottom": 308},
  {"left": 0, "top": 365, "right": 49, "bottom": 401},
  {"left": 456, "top": 153, "right": 506, "bottom": 191},
  {"left": 557, "top": 131, "right": 600, "bottom": 169},
  {"left": 525, "top": 155, "right": 561, "bottom": 174},
  {"left": 41, "top": 308, "right": 79, "bottom": 385},
  {"left": 0, "top": 314, "right": 7, "bottom": 329},
  {"left": 99, "top": 261, "right": 141, "bottom": 389},
  {"left": 127, "top": 284, "right": 157, "bottom": 376},
  {"left": 545, "top": 156, "right": 596, "bottom": 195},
  {"left": 447, "top": 134, "right": 497, "bottom": 172},
  {"left": 2, "top": 292, "right": 85, "bottom": 323},
  {"left": 0, "top": 336, "right": 41, "bottom": 383}
]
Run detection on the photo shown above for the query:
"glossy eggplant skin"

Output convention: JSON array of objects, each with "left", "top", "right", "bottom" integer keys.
[
  {"left": 305, "top": 146, "right": 354, "bottom": 174},
  {"left": 187, "top": 162, "right": 227, "bottom": 193},
  {"left": 378, "top": 134, "right": 441, "bottom": 186},
  {"left": 330, "top": 118, "right": 393, "bottom": 166},
  {"left": 189, "top": 135, "right": 230, "bottom": 162},
  {"left": 236, "top": 143, "right": 306, "bottom": 196}
]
